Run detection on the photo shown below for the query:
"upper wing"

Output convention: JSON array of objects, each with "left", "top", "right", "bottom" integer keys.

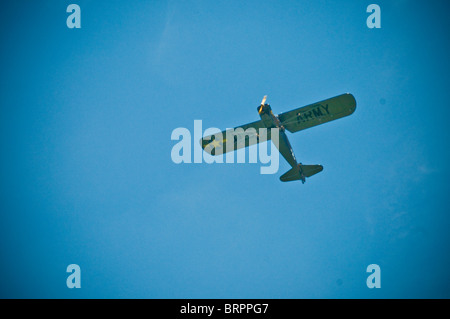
[
  {"left": 200, "top": 120, "right": 271, "bottom": 155},
  {"left": 278, "top": 93, "right": 356, "bottom": 133}
]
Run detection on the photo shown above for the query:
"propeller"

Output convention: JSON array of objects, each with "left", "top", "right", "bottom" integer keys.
[
  {"left": 261, "top": 95, "right": 267, "bottom": 105},
  {"left": 259, "top": 95, "right": 267, "bottom": 113}
]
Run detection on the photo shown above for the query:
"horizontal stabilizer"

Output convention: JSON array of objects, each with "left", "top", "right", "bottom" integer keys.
[
  {"left": 302, "top": 164, "right": 324, "bottom": 178},
  {"left": 280, "top": 164, "right": 323, "bottom": 183}
]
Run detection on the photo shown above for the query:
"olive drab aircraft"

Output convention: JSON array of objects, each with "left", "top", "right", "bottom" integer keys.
[{"left": 200, "top": 93, "right": 357, "bottom": 183}]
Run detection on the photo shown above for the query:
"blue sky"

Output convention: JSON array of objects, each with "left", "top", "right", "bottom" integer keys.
[{"left": 1, "top": 0, "right": 449, "bottom": 298}]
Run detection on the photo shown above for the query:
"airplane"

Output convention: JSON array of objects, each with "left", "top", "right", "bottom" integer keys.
[{"left": 200, "top": 93, "right": 357, "bottom": 183}]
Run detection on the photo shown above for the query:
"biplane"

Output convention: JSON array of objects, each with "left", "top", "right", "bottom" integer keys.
[{"left": 200, "top": 93, "right": 356, "bottom": 183}]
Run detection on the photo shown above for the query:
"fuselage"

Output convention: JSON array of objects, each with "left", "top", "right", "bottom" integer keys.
[
  {"left": 257, "top": 104, "right": 282, "bottom": 129},
  {"left": 257, "top": 104, "right": 298, "bottom": 168}
]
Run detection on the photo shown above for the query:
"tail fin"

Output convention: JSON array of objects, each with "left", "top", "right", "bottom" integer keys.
[{"left": 280, "top": 164, "right": 323, "bottom": 183}]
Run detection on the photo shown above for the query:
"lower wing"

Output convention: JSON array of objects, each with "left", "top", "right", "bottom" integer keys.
[
  {"left": 278, "top": 93, "right": 356, "bottom": 133},
  {"left": 200, "top": 120, "right": 271, "bottom": 155}
]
